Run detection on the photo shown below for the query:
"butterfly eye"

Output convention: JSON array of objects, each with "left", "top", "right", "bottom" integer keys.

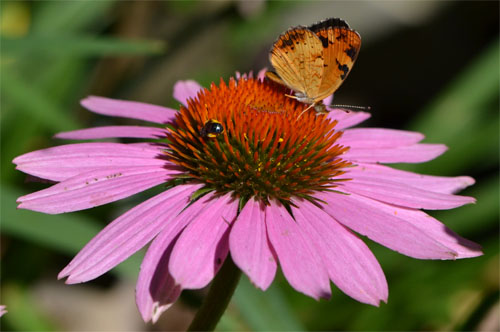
[{"left": 201, "top": 119, "right": 224, "bottom": 138}]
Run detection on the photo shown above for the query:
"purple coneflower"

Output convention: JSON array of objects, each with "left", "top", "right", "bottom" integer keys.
[{"left": 14, "top": 74, "right": 481, "bottom": 325}]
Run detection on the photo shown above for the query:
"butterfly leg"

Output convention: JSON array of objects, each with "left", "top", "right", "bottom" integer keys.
[{"left": 297, "top": 103, "right": 315, "bottom": 119}]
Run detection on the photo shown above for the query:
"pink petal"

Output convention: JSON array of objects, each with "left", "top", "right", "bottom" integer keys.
[
  {"left": 323, "top": 95, "right": 333, "bottom": 106},
  {"left": 169, "top": 193, "right": 238, "bottom": 289},
  {"left": 377, "top": 203, "right": 482, "bottom": 258},
  {"left": 292, "top": 200, "right": 388, "bottom": 305},
  {"left": 173, "top": 80, "right": 203, "bottom": 107},
  {"left": 341, "top": 163, "right": 475, "bottom": 194},
  {"left": 129, "top": 142, "right": 168, "bottom": 149},
  {"left": 138, "top": 189, "right": 241, "bottom": 321},
  {"left": 316, "top": 191, "right": 459, "bottom": 259},
  {"left": 229, "top": 197, "right": 277, "bottom": 290},
  {"left": 59, "top": 184, "right": 201, "bottom": 284},
  {"left": 81, "top": 96, "right": 177, "bottom": 124},
  {"left": 54, "top": 126, "right": 166, "bottom": 140},
  {"left": 14, "top": 143, "right": 168, "bottom": 182},
  {"left": 18, "top": 166, "right": 175, "bottom": 214},
  {"left": 0, "top": 305, "right": 7, "bottom": 317},
  {"left": 339, "top": 176, "right": 475, "bottom": 210},
  {"left": 236, "top": 71, "right": 251, "bottom": 80},
  {"left": 327, "top": 110, "right": 371, "bottom": 130},
  {"left": 343, "top": 143, "right": 447, "bottom": 163},
  {"left": 338, "top": 128, "right": 424, "bottom": 148},
  {"left": 265, "top": 201, "right": 331, "bottom": 300},
  {"left": 137, "top": 237, "right": 181, "bottom": 323},
  {"left": 135, "top": 214, "right": 192, "bottom": 323},
  {"left": 257, "top": 68, "right": 267, "bottom": 81}
]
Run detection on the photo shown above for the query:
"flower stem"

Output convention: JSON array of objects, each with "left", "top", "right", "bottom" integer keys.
[{"left": 187, "top": 256, "right": 241, "bottom": 331}]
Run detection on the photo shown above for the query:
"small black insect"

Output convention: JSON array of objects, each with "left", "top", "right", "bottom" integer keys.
[{"left": 200, "top": 119, "right": 224, "bottom": 138}]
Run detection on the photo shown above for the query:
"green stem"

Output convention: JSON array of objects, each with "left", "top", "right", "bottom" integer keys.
[{"left": 187, "top": 256, "right": 242, "bottom": 331}]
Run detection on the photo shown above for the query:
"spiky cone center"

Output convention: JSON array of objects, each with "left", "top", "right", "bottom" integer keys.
[{"left": 165, "top": 77, "right": 351, "bottom": 206}]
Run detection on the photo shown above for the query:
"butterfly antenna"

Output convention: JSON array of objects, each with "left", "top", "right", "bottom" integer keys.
[{"left": 327, "top": 104, "right": 372, "bottom": 112}]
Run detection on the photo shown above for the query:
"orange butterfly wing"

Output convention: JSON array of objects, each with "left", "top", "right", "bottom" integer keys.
[
  {"left": 309, "top": 18, "right": 361, "bottom": 102},
  {"left": 268, "top": 27, "right": 325, "bottom": 104},
  {"left": 268, "top": 18, "right": 361, "bottom": 106}
]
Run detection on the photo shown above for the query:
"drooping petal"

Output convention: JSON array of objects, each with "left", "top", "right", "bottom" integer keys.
[
  {"left": 59, "top": 184, "right": 201, "bottom": 284},
  {"left": 327, "top": 109, "right": 371, "bottom": 130},
  {"left": 340, "top": 163, "right": 475, "bottom": 194},
  {"left": 136, "top": 212, "right": 193, "bottom": 323},
  {"left": 169, "top": 193, "right": 238, "bottom": 289},
  {"left": 137, "top": 188, "right": 241, "bottom": 321},
  {"left": 81, "top": 96, "right": 177, "bottom": 124},
  {"left": 229, "top": 197, "right": 277, "bottom": 290},
  {"left": 137, "top": 237, "right": 181, "bottom": 323},
  {"left": 54, "top": 126, "right": 166, "bottom": 140},
  {"left": 173, "top": 80, "right": 203, "bottom": 107},
  {"left": 316, "top": 191, "right": 459, "bottom": 259},
  {"left": 135, "top": 190, "right": 226, "bottom": 322},
  {"left": 265, "top": 201, "right": 331, "bottom": 300},
  {"left": 339, "top": 176, "right": 475, "bottom": 210},
  {"left": 379, "top": 203, "right": 482, "bottom": 258},
  {"left": 338, "top": 128, "right": 424, "bottom": 148},
  {"left": 17, "top": 166, "right": 175, "bottom": 214},
  {"left": 293, "top": 200, "right": 388, "bottom": 305},
  {"left": 13, "top": 142, "right": 168, "bottom": 182},
  {"left": 343, "top": 143, "right": 447, "bottom": 163}
]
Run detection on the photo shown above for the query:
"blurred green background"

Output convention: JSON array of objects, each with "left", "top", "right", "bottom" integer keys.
[{"left": 1, "top": 1, "right": 498, "bottom": 331}]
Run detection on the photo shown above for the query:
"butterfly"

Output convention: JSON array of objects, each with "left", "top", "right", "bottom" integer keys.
[{"left": 266, "top": 18, "right": 361, "bottom": 114}]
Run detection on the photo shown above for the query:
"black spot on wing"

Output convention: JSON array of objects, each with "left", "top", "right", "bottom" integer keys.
[
  {"left": 345, "top": 46, "right": 357, "bottom": 61},
  {"left": 336, "top": 31, "right": 349, "bottom": 42},
  {"left": 338, "top": 63, "right": 349, "bottom": 80},
  {"left": 308, "top": 18, "right": 350, "bottom": 32},
  {"left": 280, "top": 36, "right": 295, "bottom": 48},
  {"left": 317, "top": 34, "right": 329, "bottom": 48},
  {"left": 276, "top": 29, "right": 308, "bottom": 51}
]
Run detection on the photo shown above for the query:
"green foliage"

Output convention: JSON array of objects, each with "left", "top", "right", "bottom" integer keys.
[
  {"left": 2, "top": 36, "right": 164, "bottom": 57},
  {"left": 1, "top": 284, "right": 57, "bottom": 331},
  {"left": 402, "top": 40, "right": 499, "bottom": 175},
  {"left": 229, "top": 276, "right": 304, "bottom": 331}
]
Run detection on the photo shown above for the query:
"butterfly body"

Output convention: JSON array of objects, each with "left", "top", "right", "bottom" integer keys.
[{"left": 267, "top": 18, "right": 361, "bottom": 114}]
